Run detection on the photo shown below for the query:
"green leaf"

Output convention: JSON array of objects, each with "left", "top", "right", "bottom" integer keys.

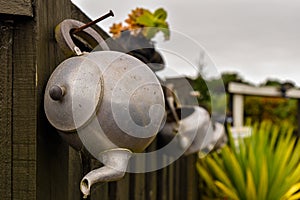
[
  {"left": 135, "top": 9, "right": 170, "bottom": 40},
  {"left": 136, "top": 11, "right": 155, "bottom": 27},
  {"left": 219, "top": 145, "right": 246, "bottom": 199},
  {"left": 285, "top": 142, "right": 300, "bottom": 175},
  {"left": 215, "top": 181, "right": 239, "bottom": 200},
  {"left": 247, "top": 142, "right": 257, "bottom": 185},
  {"left": 286, "top": 164, "right": 300, "bottom": 187},
  {"left": 269, "top": 134, "right": 297, "bottom": 198},
  {"left": 227, "top": 126, "right": 238, "bottom": 154},
  {"left": 281, "top": 183, "right": 300, "bottom": 200},
  {"left": 288, "top": 192, "right": 300, "bottom": 200},
  {"left": 154, "top": 8, "right": 167, "bottom": 20},
  {"left": 246, "top": 168, "right": 257, "bottom": 199},
  {"left": 257, "top": 157, "right": 268, "bottom": 200},
  {"left": 226, "top": 147, "right": 246, "bottom": 199},
  {"left": 196, "top": 162, "right": 218, "bottom": 192},
  {"left": 206, "top": 156, "right": 233, "bottom": 188}
]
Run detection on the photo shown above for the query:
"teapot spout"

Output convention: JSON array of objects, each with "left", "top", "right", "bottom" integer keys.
[{"left": 80, "top": 148, "right": 132, "bottom": 198}]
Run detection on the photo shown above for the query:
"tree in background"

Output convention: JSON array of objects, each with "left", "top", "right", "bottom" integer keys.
[
  {"left": 191, "top": 72, "right": 245, "bottom": 114},
  {"left": 191, "top": 74, "right": 298, "bottom": 130},
  {"left": 244, "top": 79, "right": 297, "bottom": 130}
]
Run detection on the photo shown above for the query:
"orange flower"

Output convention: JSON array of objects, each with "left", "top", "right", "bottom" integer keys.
[{"left": 109, "top": 23, "right": 126, "bottom": 38}]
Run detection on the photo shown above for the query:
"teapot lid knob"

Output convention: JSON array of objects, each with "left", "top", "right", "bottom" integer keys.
[{"left": 49, "top": 85, "right": 65, "bottom": 101}]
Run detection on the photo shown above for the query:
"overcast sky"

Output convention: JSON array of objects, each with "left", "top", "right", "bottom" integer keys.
[{"left": 72, "top": 0, "right": 300, "bottom": 86}]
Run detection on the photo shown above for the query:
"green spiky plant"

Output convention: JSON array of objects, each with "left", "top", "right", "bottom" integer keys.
[{"left": 197, "top": 121, "right": 300, "bottom": 200}]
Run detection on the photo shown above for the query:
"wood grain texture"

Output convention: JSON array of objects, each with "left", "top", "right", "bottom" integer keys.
[
  {"left": 173, "top": 159, "right": 181, "bottom": 200},
  {"left": 12, "top": 18, "right": 37, "bottom": 200},
  {"left": 145, "top": 141, "right": 157, "bottom": 200},
  {"left": 35, "top": 0, "right": 71, "bottom": 199},
  {"left": 179, "top": 157, "right": 188, "bottom": 200},
  {"left": 115, "top": 173, "right": 130, "bottom": 200},
  {"left": 0, "top": 0, "right": 33, "bottom": 16},
  {"left": 68, "top": 148, "right": 82, "bottom": 200},
  {"left": 0, "top": 20, "right": 13, "bottom": 200},
  {"left": 130, "top": 156, "right": 146, "bottom": 200},
  {"left": 157, "top": 157, "right": 168, "bottom": 200},
  {"left": 90, "top": 158, "right": 109, "bottom": 200},
  {"left": 167, "top": 161, "right": 174, "bottom": 200},
  {"left": 186, "top": 155, "right": 199, "bottom": 200}
]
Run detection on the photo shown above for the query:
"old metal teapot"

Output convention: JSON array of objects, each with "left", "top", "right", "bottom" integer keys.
[{"left": 44, "top": 18, "right": 165, "bottom": 198}]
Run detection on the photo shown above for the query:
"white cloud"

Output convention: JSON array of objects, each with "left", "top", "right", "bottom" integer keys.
[{"left": 72, "top": 0, "right": 300, "bottom": 86}]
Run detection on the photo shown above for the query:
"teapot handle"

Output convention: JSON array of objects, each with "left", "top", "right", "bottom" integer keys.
[{"left": 55, "top": 19, "right": 110, "bottom": 56}]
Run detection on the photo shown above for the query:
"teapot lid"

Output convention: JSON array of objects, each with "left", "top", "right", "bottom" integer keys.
[{"left": 44, "top": 55, "right": 103, "bottom": 132}]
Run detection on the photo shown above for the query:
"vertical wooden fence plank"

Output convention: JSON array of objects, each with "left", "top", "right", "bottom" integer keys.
[
  {"left": 111, "top": 173, "right": 130, "bottom": 200},
  {"left": 12, "top": 18, "right": 37, "bottom": 200},
  {"left": 68, "top": 148, "right": 82, "bottom": 200},
  {"left": 157, "top": 156, "right": 168, "bottom": 200},
  {"left": 173, "top": 159, "right": 181, "bottom": 200},
  {"left": 0, "top": 20, "right": 13, "bottom": 200},
  {"left": 186, "top": 155, "right": 198, "bottom": 200},
  {"left": 90, "top": 159, "right": 109, "bottom": 200},
  {"left": 35, "top": 0, "right": 72, "bottom": 198},
  {"left": 179, "top": 156, "right": 187, "bottom": 200},
  {"left": 167, "top": 161, "right": 174, "bottom": 200},
  {"left": 130, "top": 157, "right": 146, "bottom": 200},
  {"left": 145, "top": 141, "right": 157, "bottom": 200}
]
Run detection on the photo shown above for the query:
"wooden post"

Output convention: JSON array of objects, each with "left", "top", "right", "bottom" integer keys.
[
  {"left": 233, "top": 94, "right": 244, "bottom": 127},
  {"left": 0, "top": 20, "right": 13, "bottom": 200}
]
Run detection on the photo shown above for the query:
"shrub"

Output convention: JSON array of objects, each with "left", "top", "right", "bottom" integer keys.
[{"left": 197, "top": 121, "right": 300, "bottom": 200}]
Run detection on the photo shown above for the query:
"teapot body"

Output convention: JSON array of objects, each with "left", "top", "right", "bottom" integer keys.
[{"left": 44, "top": 51, "right": 165, "bottom": 154}]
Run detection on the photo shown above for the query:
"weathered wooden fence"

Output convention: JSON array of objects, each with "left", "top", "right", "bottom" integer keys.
[{"left": 0, "top": 1, "right": 200, "bottom": 199}]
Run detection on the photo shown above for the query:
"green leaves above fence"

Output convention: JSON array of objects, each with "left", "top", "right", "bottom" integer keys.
[
  {"left": 109, "top": 7, "right": 170, "bottom": 40},
  {"left": 197, "top": 121, "right": 300, "bottom": 200}
]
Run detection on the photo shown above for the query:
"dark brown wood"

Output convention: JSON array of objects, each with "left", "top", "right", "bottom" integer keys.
[
  {"left": 0, "top": 0, "right": 33, "bottom": 16},
  {"left": 68, "top": 148, "right": 82, "bottom": 200},
  {"left": 92, "top": 182, "right": 108, "bottom": 200},
  {"left": 131, "top": 159, "right": 146, "bottom": 200},
  {"left": 179, "top": 157, "right": 188, "bottom": 200},
  {"left": 35, "top": 0, "right": 73, "bottom": 199},
  {"left": 167, "top": 161, "right": 174, "bottom": 200},
  {"left": 157, "top": 157, "right": 168, "bottom": 200},
  {"left": 12, "top": 18, "right": 37, "bottom": 200},
  {"left": 174, "top": 159, "right": 181, "bottom": 200},
  {"left": 114, "top": 173, "right": 130, "bottom": 200},
  {"left": 90, "top": 159, "right": 109, "bottom": 200},
  {"left": 0, "top": 20, "right": 13, "bottom": 200},
  {"left": 186, "top": 155, "right": 199, "bottom": 200},
  {"left": 145, "top": 141, "right": 157, "bottom": 200}
]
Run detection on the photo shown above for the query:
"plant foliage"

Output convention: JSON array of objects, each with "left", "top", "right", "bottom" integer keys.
[
  {"left": 109, "top": 7, "right": 170, "bottom": 40},
  {"left": 244, "top": 97, "right": 297, "bottom": 130},
  {"left": 197, "top": 121, "right": 300, "bottom": 200}
]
